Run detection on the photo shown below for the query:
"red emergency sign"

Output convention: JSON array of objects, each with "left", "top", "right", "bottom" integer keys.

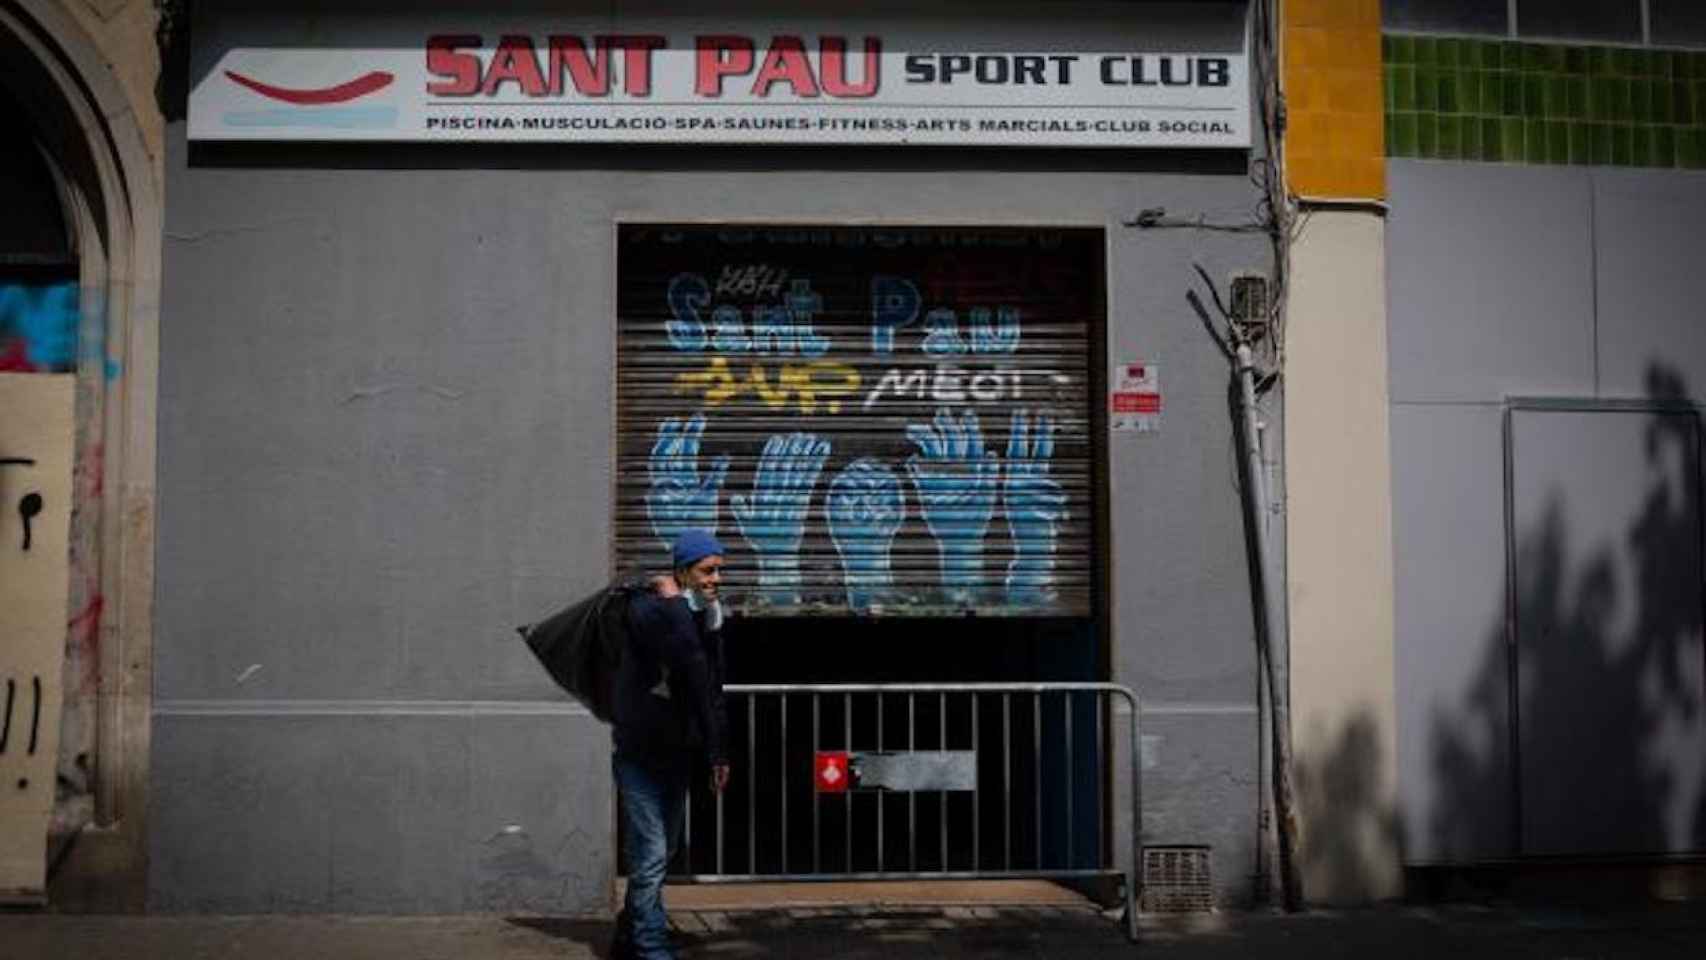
[
  {"left": 1111, "top": 392, "right": 1161, "bottom": 413},
  {"left": 814, "top": 752, "right": 851, "bottom": 792}
]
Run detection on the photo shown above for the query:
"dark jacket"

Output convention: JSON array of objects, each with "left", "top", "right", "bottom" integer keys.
[{"left": 614, "top": 591, "right": 727, "bottom": 769}]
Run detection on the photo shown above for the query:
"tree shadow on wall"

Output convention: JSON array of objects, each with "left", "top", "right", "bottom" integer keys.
[
  {"left": 1427, "top": 364, "right": 1706, "bottom": 894},
  {"left": 1293, "top": 707, "right": 1406, "bottom": 902}
]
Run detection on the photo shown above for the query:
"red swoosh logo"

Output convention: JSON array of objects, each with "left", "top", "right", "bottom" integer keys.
[{"left": 225, "top": 69, "right": 394, "bottom": 105}]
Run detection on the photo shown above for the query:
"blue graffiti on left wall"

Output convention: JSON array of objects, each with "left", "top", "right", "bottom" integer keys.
[
  {"left": 0, "top": 283, "right": 78, "bottom": 373},
  {"left": 646, "top": 413, "right": 731, "bottom": 549}
]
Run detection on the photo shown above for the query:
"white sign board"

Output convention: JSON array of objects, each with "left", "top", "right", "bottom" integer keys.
[
  {"left": 188, "top": 6, "right": 1251, "bottom": 148},
  {"left": 1111, "top": 359, "right": 1162, "bottom": 432}
]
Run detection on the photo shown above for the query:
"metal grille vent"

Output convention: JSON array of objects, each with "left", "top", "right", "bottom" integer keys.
[{"left": 1140, "top": 845, "right": 1214, "bottom": 913}]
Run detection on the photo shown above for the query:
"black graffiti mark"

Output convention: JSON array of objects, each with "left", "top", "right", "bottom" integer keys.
[
  {"left": 29, "top": 676, "right": 41, "bottom": 755},
  {"left": 0, "top": 678, "right": 11, "bottom": 753},
  {"left": 2, "top": 458, "right": 39, "bottom": 549},
  {"left": 19, "top": 492, "right": 41, "bottom": 550}
]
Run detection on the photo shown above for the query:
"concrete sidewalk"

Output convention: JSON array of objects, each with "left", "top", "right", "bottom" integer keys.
[{"left": 6, "top": 902, "right": 1706, "bottom": 959}]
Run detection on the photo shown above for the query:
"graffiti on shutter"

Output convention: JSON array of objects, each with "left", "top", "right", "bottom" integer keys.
[{"left": 615, "top": 225, "right": 1099, "bottom": 617}]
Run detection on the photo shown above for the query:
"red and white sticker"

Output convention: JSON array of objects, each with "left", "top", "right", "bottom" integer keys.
[
  {"left": 1111, "top": 359, "right": 1161, "bottom": 432},
  {"left": 814, "top": 752, "right": 851, "bottom": 793}
]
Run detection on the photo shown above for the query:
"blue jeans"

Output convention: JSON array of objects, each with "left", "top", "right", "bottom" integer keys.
[{"left": 614, "top": 755, "right": 689, "bottom": 960}]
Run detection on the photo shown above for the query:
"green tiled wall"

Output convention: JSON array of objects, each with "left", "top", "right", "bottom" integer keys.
[{"left": 1384, "top": 34, "right": 1706, "bottom": 168}]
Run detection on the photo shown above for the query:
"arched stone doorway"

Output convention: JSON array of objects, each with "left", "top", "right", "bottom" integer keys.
[{"left": 0, "top": 0, "right": 161, "bottom": 910}]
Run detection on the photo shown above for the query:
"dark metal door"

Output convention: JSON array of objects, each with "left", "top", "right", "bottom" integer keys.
[{"left": 614, "top": 224, "right": 1101, "bottom": 617}]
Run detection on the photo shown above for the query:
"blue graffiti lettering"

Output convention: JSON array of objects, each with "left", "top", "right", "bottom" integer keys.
[
  {"left": 869, "top": 274, "right": 920, "bottom": 354},
  {"left": 666, "top": 273, "right": 711, "bottom": 351},
  {"left": 732, "top": 432, "right": 830, "bottom": 607},
  {"left": 645, "top": 413, "right": 731, "bottom": 548},
  {"left": 922, "top": 307, "right": 1022, "bottom": 357},
  {"left": 969, "top": 307, "right": 1021, "bottom": 354},
  {"left": 786, "top": 279, "right": 831, "bottom": 357},
  {"left": 750, "top": 304, "right": 793, "bottom": 355},
  {"left": 826, "top": 459, "right": 906, "bottom": 613},
  {"left": 1003, "top": 410, "right": 1066, "bottom": 607},
  {"left": 904, "top": 407, "right": 1000, "bottom": 607},
  {"left": 922, "top": 308, "right": 968, "bottom": 356},
  {"left": 711, "top": 304, "right": 751, "bottom": 352},
  {"left": 670, "top": 274, "right": 830, "bottom": 356}
]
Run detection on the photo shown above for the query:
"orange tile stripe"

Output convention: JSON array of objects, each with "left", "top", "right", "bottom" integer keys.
[{"left": 1284, "top": 0, "right": 1386, "bottom": 199}]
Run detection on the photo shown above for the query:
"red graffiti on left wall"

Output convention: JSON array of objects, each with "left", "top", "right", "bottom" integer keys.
[
  {"left": 68, "top": 591, "right": 103, "bottom": 694},
  {"left": 0, "top": 336, "right": 37, "bottom": 371},
  {"left": 76, "top": 441, "right": 103, "bottom": 505},
  {"left": 64, "top": 442, "right": 107, "bottom": 694}
]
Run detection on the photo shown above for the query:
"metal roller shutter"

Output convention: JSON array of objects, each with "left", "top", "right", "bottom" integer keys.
[{"left": 615, "top": 224, "right": 1100, "bottom": 617}]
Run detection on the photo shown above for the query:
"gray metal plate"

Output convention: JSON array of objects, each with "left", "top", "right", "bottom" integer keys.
[{"left": 852, "top": 751, "right": 977, "bottom": 792}]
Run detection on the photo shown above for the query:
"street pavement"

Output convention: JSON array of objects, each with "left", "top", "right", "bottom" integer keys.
[{"left": 4, "top": 901, "right": 1706, "bottom": 958}]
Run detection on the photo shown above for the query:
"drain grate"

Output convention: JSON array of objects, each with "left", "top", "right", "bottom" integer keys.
[{"left": 1140, "top": 845, "right": 1215, "bottom": 913}]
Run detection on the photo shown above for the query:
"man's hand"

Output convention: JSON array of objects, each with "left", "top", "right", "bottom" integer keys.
[
  {"left": 651, "top": 574, "right": 682, "bottom": 598},
  {"left": 710, "top": 763, "right": 731, "bottom": 793}
]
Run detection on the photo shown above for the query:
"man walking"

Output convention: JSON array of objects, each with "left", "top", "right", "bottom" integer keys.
[{"left": 612, "top": 529, "right": 731, "bottom": 960}]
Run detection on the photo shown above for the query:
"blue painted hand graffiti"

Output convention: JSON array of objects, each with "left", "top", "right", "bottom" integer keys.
[
  {"left": 826, "top": 459, "right": 907, "bottom": 613},
  {"left": 1004, "top": 410, "right": 1067, "bottom": 607},
  {"left": 904, "top": 408, "right": 1000, "bottom": 606},
  {"left": 646, "top": 414, "right": 731, "bottom": 548},
  {"left": 732, "top": 432, "right": 831, "bottom": 607}
]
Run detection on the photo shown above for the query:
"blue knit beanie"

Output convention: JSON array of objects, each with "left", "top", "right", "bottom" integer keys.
[{"left": 671, "top": 529, "right": 726, "bottom": 571}]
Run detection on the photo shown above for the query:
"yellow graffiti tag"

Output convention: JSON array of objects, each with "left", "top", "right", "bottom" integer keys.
[{"left": 675, "top": 358, "right": 861, "bottom": 415}]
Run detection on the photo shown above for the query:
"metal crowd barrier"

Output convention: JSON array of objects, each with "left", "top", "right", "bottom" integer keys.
[{"left": 667, "top": 682, "right": 1143, "bottom": 941}]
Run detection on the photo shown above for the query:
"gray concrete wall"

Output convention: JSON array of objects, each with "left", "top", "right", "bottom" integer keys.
[
  {"left": 1387, "top": 160, "right": 1706, "bottom": 864},
  {"left": 153, "top": 124, "right": 1271, "bottom": 910}
]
